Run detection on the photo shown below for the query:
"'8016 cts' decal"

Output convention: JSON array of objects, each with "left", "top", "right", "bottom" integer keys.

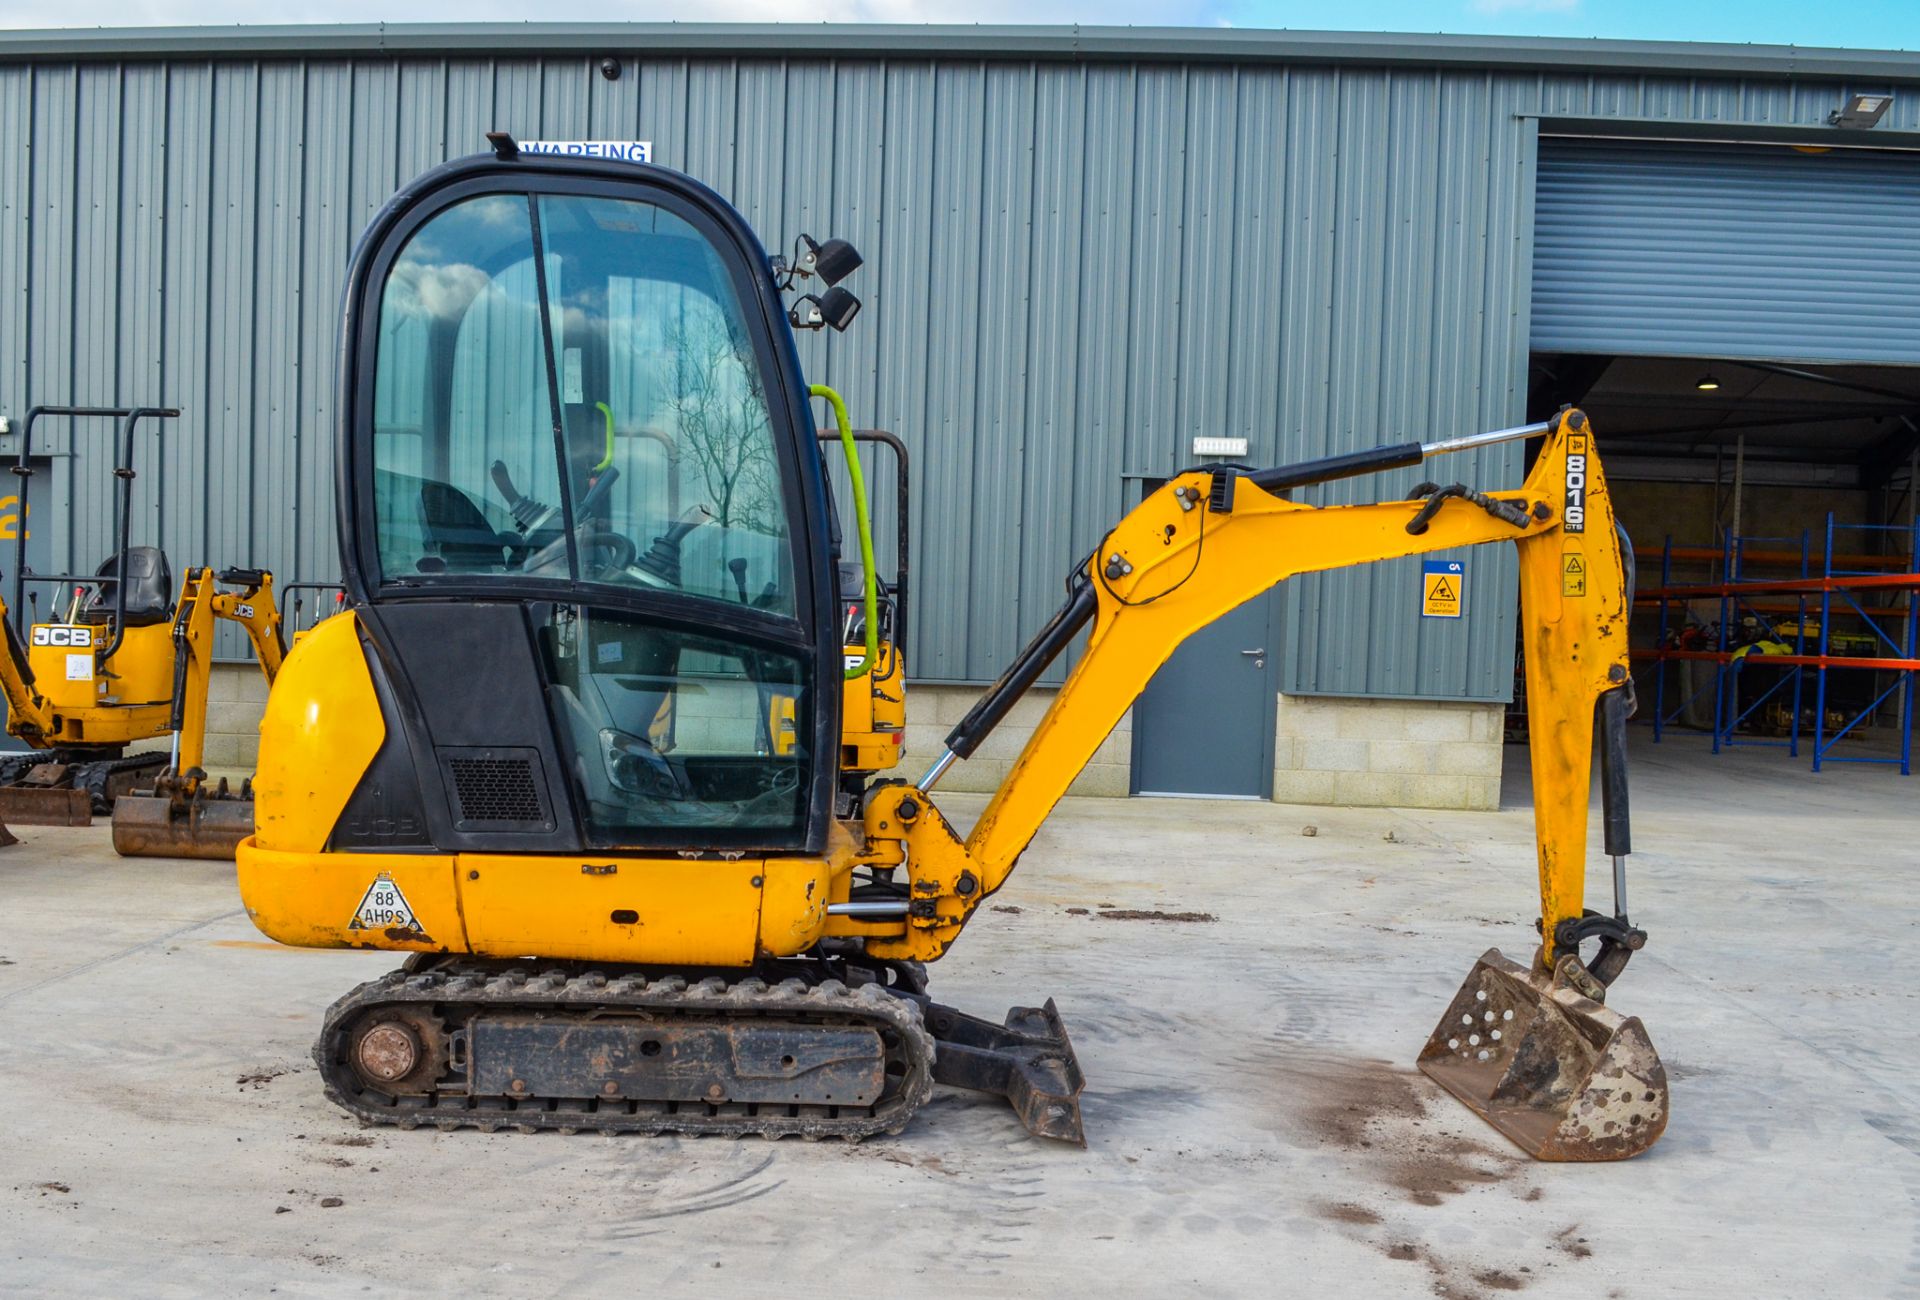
[{"left": 1563, "top": 433, "right": 1588, "bottom": 534}]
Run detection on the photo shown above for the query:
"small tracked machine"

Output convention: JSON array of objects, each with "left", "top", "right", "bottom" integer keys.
[{"left": 237, "top": 141, "right": 1666, "bottom": 1160}]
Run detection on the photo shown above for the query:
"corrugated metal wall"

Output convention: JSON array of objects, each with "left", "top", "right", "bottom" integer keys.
[{"left": 0, "top": 48, "right": 1911, "bottom": 689}]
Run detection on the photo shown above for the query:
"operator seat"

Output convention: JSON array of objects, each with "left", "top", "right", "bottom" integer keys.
[
  {"left": 418, "top": 481, "right": 509, "bottom": 571},
  {"left": 82, "top": 546, "right": 174, "bottom": 627}
]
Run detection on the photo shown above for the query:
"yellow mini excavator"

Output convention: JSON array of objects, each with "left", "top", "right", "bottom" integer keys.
[
  {"left": 0, "top": 404, "right": 286, "bottom": 849},
  {"left": 236, "top": 142, "right": 1666, "bottom": 1162}
]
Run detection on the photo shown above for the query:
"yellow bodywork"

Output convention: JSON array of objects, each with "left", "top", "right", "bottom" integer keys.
[
  {"left": 840, "top": 636, "right": 905, "bottom": 773},
  {"left": 238, "top": 610, "right": 852, "bottom": 961},
  {"left": 241, "top": 410, "right": 1627, "bottom": 976},
  {"left": 25, "top": 621, "right": 174, "bottom": 741}
]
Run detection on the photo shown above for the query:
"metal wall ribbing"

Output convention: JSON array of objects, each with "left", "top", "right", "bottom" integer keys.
[{"left": 0, "top": 37, "right": 1912, "bottom": 688}]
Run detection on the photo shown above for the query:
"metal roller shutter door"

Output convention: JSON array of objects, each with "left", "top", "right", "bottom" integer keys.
[{"left": 1532, "top": 137, "right": 1920, "bottom": 365}]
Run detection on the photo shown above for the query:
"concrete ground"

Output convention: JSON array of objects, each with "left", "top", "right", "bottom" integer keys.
[{"left": 1, "top": 732, "right": 1915, "bottom": 1298}]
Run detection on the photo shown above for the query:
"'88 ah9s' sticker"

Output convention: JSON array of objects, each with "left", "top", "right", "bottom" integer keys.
[{"left": 347, "top": 873, "right": 429, "bottom": 941}]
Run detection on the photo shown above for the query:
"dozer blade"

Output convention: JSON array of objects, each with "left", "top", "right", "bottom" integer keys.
[
  {"left": 0, "top": 786, "right": 92, "bottom": 826},
  {"left": 924, "top": 997, "right": 1087, "bottom": 1145},
  {"left": 1418, "top": 948, "right": 1667, "bottom": 1162},
  {"left": 111, "top": 793, "right": 255, "bottom": 860}
]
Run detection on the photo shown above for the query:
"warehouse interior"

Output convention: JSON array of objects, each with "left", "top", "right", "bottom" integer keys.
[{"left": 1528, "top": 351, "right": 1919, "bottom": 769}]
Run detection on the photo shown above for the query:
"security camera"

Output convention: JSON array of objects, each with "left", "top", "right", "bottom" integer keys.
[{"left": 599, "top": 58, "right": 621, "bottom": 81}]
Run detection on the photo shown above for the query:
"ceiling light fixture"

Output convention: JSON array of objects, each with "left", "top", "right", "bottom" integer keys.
[{"left": 1695, "top": 373, "right": 1721, "bottom": 392}]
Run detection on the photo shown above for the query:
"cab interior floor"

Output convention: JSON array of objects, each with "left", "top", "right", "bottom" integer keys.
[{"left": 0, "top": 731, "right": 1914, "bottom": 1298}]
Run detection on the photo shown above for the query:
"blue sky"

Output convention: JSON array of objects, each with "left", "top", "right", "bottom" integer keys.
[
  {"left": 0, "top": 0, "right": 1914, "bottom": 49},
  {"left": 1215, "top": 0, "right": 1918, "bottom": 48}
]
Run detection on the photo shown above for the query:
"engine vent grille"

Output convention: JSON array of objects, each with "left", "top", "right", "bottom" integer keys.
[{"left": 439, "top": 747, "right": 551, "bottom": 830}]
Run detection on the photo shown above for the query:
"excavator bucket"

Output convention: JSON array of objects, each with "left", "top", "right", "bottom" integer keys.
[
  {"left": 110, "top": 778, "right": 255, "bottom": 860},
  {"left": 1418, "top": 948, "right": 1667, "bottom": 1162}
]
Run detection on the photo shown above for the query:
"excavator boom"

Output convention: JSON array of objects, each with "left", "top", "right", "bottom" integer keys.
[{"left": 847, "top": 407, "right": 1664, "bottom": 1159}]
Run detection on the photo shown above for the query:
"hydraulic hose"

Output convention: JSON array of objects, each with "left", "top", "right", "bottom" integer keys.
[{"left": 811, "top": 383, "right": 878, "bottom": 680}]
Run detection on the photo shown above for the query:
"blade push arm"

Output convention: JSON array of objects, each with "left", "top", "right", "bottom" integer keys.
[{"left": 856, "top": 410, "right": 1632, "bottom": 974}]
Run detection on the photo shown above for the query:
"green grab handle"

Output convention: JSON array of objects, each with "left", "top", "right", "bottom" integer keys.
[
  {"left": 592, "top": 402, "right": 615, "bottom": 472},
  {"left": 812, "top": 383, "right": 878, "bottom": 681}
]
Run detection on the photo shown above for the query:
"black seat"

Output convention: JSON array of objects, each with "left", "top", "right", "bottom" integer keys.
[
  {"left": 419, "top": 481, "right": 508, "bottom": 571},
  {"left": 82, "top": 546, "right": 174, "bottom": 627}
]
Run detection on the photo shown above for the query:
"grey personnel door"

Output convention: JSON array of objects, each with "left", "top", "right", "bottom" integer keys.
[{"left": 1129, "top": 478, "right": 1281, "bottom": 798}]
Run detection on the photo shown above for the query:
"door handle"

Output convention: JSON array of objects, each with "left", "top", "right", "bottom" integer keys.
[{"left": 1240, "top": 649, "right": 1265, "bottom": 656}]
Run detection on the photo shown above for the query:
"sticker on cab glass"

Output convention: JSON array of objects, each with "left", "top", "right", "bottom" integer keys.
[
  {"left": 347, "top": 873, "right": 427, "bottom": 939},
  {"left": 1421, "top": 560, "right": 1464, "bottom": 619},
  {"left": 1562, "top": 551, "right": 1587, "bottom": 598}
]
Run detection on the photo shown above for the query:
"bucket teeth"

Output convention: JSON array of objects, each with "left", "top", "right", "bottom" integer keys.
[{"left": 1418, "top": 948, "right": 1668, "bottom": 1162}]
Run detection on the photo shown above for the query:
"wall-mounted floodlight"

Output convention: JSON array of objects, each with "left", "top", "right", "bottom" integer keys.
[
  {"left": 811, "top": 238, "right": 863, "bottom": 286},
  {"left": 789, "top": 286, "right": 862, "bottom": 333},
  {"left": 783, "top": 234, "right": 864, "bottom": 287},
  {"left": 1829, "top": 94, "right": 1893, "bottom": 129}
]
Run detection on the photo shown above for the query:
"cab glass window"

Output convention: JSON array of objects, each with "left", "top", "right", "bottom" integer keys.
[{"left": 368, "top": 190, "right": 797, "bottom": 619}]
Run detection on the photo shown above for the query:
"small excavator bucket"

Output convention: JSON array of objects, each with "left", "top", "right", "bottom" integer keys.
[
  {"left": 110, "top": 777, "right": 255, "bottom": 860},
  {"left": 1418, "top": 948, "right": 1667, "bottom": 1162}
]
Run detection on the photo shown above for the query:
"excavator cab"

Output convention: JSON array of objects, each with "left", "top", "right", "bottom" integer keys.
[{"left": 295, "top": 149, "right": 843, "bottom": 857}]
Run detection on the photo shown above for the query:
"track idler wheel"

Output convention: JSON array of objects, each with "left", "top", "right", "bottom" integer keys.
[{"left": 347, "top": 1009, "right": 447, "bottom": 1095}]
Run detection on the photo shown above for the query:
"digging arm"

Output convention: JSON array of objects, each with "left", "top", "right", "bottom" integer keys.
[
  {"left": 165, "top": 568, "right": 287, "bottom": 774},
  {"left": 210, "top": 568, "right": 288, "bottom": 685},
  {"left": 850, "top": 409, "right": 1636, "bottom": 974}
]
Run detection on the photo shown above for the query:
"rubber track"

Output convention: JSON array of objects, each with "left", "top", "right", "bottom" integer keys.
[
  {"left": 0, "top": 749, "right": 167, "bottom": 813},
  {"left": 315, "top": 963, "right": 936, "bottom": 1140}
]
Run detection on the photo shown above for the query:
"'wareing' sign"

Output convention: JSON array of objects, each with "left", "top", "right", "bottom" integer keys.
[{"left": 518, "top": 140, "right": 653, "bottom": 163}]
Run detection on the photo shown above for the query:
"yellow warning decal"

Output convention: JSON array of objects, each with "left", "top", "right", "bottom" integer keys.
[
  {"left": 1562, "top": 551, "right": 1587, "bottom": 597},
  {"left": 1421, "top": 560, "right": 1464, "bottom": 619}
]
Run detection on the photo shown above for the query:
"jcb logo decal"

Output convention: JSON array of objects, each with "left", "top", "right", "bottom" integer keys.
[
  {"left": 1564, "top": 434, "right": 1588, "bottom": 534},
  {"left": 31, "top": 626, "right": 92, "bottom": 647},
  {"left": 0, "top": 495, "right": 29, "bottom": 542}
]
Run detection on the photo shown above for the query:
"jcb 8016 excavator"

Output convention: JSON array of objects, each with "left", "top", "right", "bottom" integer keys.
[
  {"left": 236, "top": 143, "right": 1665, "bottom": 1162},
  {"left": 0, "top": 405, "right": 286, "bottom": 847}
]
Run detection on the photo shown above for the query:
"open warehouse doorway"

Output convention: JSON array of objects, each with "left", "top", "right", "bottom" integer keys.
[
  {"left": 1532, "top": 357, "right": 1918, "bottom": 765},
  {"left": 1525, "top": 133, "right": 1920, "bottom": 776}
]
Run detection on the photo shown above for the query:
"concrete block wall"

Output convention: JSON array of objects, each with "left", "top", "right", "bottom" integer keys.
[
  {"left": 205, "top": 662, "right": 272, "bottom": 773},
  {"left": 904, "top": 684, "right": 1133, "bottom": 797},
  {"left": 203, "top": 669, "right": 1506, "bottom": 810},
  {"left": 1272, "top": 694, "right": 1505, "bottom": 811}
]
